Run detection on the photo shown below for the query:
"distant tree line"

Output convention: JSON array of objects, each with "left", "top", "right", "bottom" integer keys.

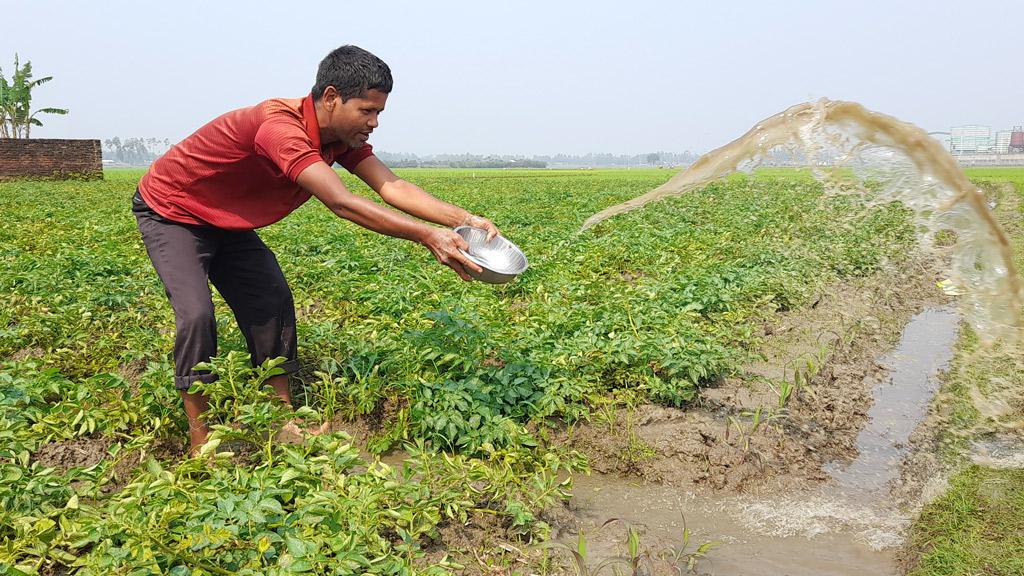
[
  {"left": 534, "top": 151, "right": 699, "bottom": 168},
  {"left": 102, "top": 137, "right": 171, "bottom": 165},
  {"left": 375, "top": 150, "right": 698, "bottom": 169},
  {"left": 376, "top": 152, "right": 547, "bottom": 169},
  {"left": 99, "top": 143, "right": 699, "bottom": 169}
]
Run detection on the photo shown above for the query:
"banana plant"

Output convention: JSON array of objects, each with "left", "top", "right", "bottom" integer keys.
[{"left": 0, "top": 54, "right": 68, "bottom": 138}]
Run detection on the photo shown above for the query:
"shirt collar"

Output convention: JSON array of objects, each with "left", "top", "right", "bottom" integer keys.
[{"left": 301, "top": 94, "right": 322, "bottom": 151}]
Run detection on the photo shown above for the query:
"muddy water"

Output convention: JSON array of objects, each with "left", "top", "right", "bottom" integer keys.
[
  {"left": 825, "top": 307, "right": 959, "bottom": 495},
  {"left": 570, "top": 475, "right": 896, "bottom": 576},
  {"left": 581, "top": 99, "right": 1022, "bottom": 343},
  {"left": 567, "top": 308, "right": 961, "bottom": 575}
]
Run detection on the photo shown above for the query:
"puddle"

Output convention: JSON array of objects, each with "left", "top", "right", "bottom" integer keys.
[
  {"left": 824, "top": 307, "right": 960, "bottom": 496},
  {"left": 569, "top": 475, "right": 896, "bottom": 576},
  {"left": 566, "top": 308, "right": 961, "bottom": 575}
]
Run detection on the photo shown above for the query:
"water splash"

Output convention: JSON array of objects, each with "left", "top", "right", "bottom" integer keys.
[
  {"left": 581, "top": 99, "right": 1023, "bottom": 342},
  {"left": 731, "top": 493, "right": 909, "bottom": 551}
]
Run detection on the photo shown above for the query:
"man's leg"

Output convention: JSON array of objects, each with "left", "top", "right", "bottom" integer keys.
[
  {"left": 181, "top": 392, "right": 211, "bottom": 453},
  {"left": 210, "top": 232, "right": 327, "bottom": 440},
  {"left": 267, "top": 375, "right": 293, "bottom": 405},
  {"left": 209, "top": 231, "right": 300, "bottom": 406},
  {"left": 134, "top": 193, "right": 221, "bottom": 454}
]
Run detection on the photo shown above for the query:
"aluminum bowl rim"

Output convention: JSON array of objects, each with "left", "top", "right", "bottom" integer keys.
[{"left": 454, "top": 226, "right": 529, "bottom": 275}]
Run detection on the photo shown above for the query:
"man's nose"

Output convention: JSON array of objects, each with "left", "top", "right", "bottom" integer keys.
[{"left": 368, "top": 114, "right": 379, "bottom": 129}]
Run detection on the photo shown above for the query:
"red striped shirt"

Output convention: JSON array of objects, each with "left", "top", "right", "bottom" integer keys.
[{"left": 139, "top": 95, "right": 373, "bottom": 230}]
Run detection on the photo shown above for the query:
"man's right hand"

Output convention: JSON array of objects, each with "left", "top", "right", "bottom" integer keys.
[{"left": 420, "top": 227, "right": 483, "bottom": 281}]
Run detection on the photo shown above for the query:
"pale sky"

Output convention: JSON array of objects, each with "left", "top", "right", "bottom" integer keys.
[{"left": 6, "top": 0, "right": 1022, "bottom": 155}]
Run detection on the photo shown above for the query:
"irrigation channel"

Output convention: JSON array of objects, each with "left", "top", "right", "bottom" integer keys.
[{"left": 566, "top": 307, "right": 960, "bottom": 575}]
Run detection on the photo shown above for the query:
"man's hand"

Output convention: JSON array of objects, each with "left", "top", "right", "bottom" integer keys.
[
  {"left": 460, "top": 214, "right": 501, "bottom": 242},
  {"left": 421, "top": 227, "right": 484, "bottom": 281}
]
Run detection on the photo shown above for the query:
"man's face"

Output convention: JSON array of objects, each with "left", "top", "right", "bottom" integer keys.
[{"left": 322, "top": 88, "right": 388, "bottom": 148}]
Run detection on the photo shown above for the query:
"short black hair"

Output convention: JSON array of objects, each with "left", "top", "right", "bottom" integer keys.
[{"left": 311, "top": 45, "right": 392, "bottom": 102}]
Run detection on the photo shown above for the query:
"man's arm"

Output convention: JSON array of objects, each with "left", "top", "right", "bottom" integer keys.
[
  {"left": 296, "top": 161, "right": 481, "bottom": 281},
  {"left": 352, "top": 155, "right": 501, "bottom": 241}
]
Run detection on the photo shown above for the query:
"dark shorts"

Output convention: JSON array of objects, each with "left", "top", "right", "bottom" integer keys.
[{"left": 133, "top": 190, "right": 299, "bottom": 390}]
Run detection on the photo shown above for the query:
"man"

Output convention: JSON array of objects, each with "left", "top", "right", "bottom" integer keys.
[{"left": 133, "top": 45, "right": 499, "bottom": 455}]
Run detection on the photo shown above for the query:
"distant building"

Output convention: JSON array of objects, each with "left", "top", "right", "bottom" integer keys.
[
  {"left": 995, "top": 131, "right": 1012, "bottom": 154},
  {"left": 1013, "top": 126, "right": 1024, "bottom": 153},
  {"left": 951, "top": 125, "right": 993, "bottom": 154}
]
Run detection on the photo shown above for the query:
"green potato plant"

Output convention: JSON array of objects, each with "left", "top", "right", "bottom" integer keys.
[{"left": 0, "top": 168, "right": 919, "bottom": 573}]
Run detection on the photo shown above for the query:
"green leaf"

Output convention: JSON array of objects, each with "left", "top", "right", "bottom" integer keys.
[
  {"left": 285, "top": 534, "right": 308, "bottom": 558},
  {"left": 217, "top": 498, "right": 235, "bottom": 514},
  {"left": 260, "top": 498, "right": 284, "bottom": 515},
  {"left": 145, "top": 457, "right": 164, "bottom": 475}
]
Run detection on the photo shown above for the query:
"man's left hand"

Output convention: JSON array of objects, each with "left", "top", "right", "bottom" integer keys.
[{"left": 462, "top": 215, "right": 501, "bottom": 241}]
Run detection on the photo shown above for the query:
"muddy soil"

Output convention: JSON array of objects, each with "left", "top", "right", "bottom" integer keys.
[
  {"left": 319, "top": 395, "right": 410, "bottom": 460},
  {"left": 32, "top": 435, "right": 186, "bottom": 493},
  {"left": 561, "top": 257, "right": 949, "bottom": 493},
  {"left": 8, "top": 346, "right": 46, "bottom": 361},
  {"left": 32, "top": 436, "right": 112, "bottom": 474}
]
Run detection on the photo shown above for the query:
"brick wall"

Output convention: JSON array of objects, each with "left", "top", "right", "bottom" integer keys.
[{"left": 0, "top": 138, "right": 102, "bottom": 180}]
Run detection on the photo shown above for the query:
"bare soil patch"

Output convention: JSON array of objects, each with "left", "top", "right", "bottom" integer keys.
[
  {"left": 424, "top": 510, "right": 577, "bottom": 576},
  {"left": 116, "top": 358, "right": 147, "bottom": 393},
  {"left": 32, "top": 436, "right": 111, "bottom": 474},
  {"left": 104, "top": 436, "right": 187, "bottom": 493},
  {"left": 9, "top": 346, "right": 46, "bottom": 361},
  {"left": 318, "top": 395, "right": 410, "bottom": 462},
  {"left": 31, "top": 434, "right": 186, "bottom": 495}
]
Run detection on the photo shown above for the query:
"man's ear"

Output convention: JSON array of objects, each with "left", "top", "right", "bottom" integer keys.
[{"left": 321, "top": 86, "right": 339, "bottom": 110}]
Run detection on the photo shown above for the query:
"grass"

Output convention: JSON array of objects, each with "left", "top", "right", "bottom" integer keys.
[
  {"left": 908, "top": 466, "right": 1024, "bottom": 576},
  {"left": 902, "top": 167, "right": 1024, "bottom": 576}
]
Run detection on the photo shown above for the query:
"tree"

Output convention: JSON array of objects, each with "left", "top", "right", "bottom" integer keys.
[
  {"left": 0, "top": 54, "right": 68, "bottom": 138},
  {"left": 646, "top": 152, "right": 661, "bottom": 166}
]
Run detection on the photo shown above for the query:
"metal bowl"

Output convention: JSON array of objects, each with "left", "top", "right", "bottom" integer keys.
[{"left": 454, "top": 226, "right": 529, "bottom": 284}]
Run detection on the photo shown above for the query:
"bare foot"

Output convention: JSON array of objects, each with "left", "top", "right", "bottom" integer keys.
[{"left": 274, "top": 420, "right": 328, "bottom": 444}]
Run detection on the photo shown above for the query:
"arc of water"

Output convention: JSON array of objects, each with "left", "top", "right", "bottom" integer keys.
[{"left": 580, "top": 99, "right": 1023, "bottom": 339}]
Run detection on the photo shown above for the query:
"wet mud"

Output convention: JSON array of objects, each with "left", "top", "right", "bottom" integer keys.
[
  {"left": 31, "top": 435, "right": 186, "bottom": 494},
  {"left": 32, "top": 436, "right": 111, "bottom": 474}
]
